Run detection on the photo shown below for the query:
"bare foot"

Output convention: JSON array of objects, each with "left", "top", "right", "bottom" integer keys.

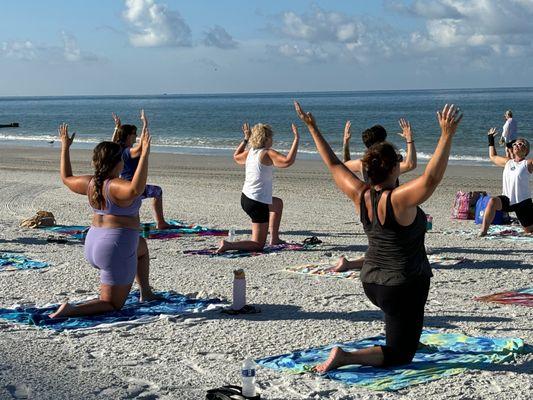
[
  {"left": 270, "top": 238, "right": 286, "bottom": 246},
  {"left": 140, "top": 289, "right": 165, "bottom": 303},
  {"left": 49, "top": 302, "right": 76, "bottom": 318},
  {"left": 314, "top": 346, "right": 348, "bottom": 373},
  {"left": 478, "top": 231, "right": 487, "bottom": 237},
  {"left": 334, "top": 256, "right": 349, "bottom": 272},
  {"left": 216, "top": 239, "right": 229, "bottom": 253},
  {"left": 156, "top": 221, "right": 173, "bottom": 230},
  {"left": 333, "top": 256, "right": 364, "bottom": 272}
]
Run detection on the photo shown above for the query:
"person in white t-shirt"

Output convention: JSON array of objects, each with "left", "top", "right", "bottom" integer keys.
[
  {"left": 217, "top": 122, "right": 299, "bottom": 253},
  {"left": 481, "top": 129, "right": 533, "bottom": 236},
  {"left": 500, "top": 110, "right": 518, "bottom": 158}
]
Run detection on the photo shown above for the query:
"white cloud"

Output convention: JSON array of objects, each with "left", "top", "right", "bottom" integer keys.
[
  {"left": 280, "top": 9, "right": 360, "bottom": 44},
  {"left": 1, "top": 33, "right": 100, "bottom": 63},
  {"left": 203, "top": 26, "right": 238, "bottom": 49},
  {"left": 277, "top": 43, "right": 330, "bottom": 63},
  {"left": 1, "top": 40, "right": 37, "bottom": 61},
  {"left": 123, "top": 0, "right": 191, "bottom": 47}
]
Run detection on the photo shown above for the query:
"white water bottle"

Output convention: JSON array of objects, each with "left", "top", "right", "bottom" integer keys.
[
  {"left": 241, "top": 357, "right": 256, "bottom": 398},
  {"left": 228, "top": 227, "right": 235, "bottom": 241},
  {"left": 232, "top": 269, "right": 246, "bottom": 310}
]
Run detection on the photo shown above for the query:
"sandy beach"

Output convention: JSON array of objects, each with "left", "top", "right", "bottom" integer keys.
[{"left": 0, "top": 145, "right": 531, "bottom": 399}]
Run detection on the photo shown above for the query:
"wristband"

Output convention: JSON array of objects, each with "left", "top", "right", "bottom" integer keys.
[
  {"left": 406, "top": 141, "right": 414, "bottom": 144},
  {"left": 243, "top": 139, "right": 248, "bottom": 145},
  {"left": 488, "top": 135, "right": 495, "bottom": 147}
]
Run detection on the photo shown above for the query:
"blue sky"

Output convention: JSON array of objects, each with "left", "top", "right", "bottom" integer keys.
[{"left": 1, "top": 0, "right": 532, "bottom": 96}]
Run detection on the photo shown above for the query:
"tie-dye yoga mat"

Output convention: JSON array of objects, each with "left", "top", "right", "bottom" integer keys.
[
  {"left": 140, "top": 220, "right": 228, "bottom": 239},
  {"left": 0, "top": 252, "right": 49, "bottom": 271},
  {"left": 484, "top": 226, "right": 533, "bottom": 242},
  {"left": 284, "top": 255, "right": 466, "bottom": 279},
  {"left": 183, "top": 243, "right": 308, "bottom": 258},
  {"left": 257, "top": 330, "right": 528, "bottom": 391},
  {"left": 0, "top": 291, "right": 225, "bottom": 332},
  {"left": 475, "top": 288, "right": 533, "bottom": 307},
  {"left": 40, "top": 220, "right": 227, "bottom": 240}
]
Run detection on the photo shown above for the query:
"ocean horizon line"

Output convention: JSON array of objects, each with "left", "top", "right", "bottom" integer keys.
[{"left": 1, "top": 85, "right": 533, "bottom": 100}]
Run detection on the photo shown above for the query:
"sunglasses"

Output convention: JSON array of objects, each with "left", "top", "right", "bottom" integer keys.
[{"left": 513, "top": 141, "right": 525, "bottom": 147}]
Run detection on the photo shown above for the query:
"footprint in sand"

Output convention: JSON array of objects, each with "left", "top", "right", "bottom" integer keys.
[{"left": 6, "top": 384, "right": 30, "bottom": 399}]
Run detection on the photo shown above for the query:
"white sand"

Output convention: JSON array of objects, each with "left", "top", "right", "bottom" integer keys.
[{"left": 0, "top": 146, "right": 531, "bottom": 399}]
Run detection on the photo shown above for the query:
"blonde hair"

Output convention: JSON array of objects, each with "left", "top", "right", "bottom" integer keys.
[{"left": 249, "top": 123, "right": 273, "bottom": 149}]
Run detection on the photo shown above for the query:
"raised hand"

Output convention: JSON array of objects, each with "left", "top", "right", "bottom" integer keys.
[
  {"left": 242, "top": 122, "right": 251, "bottom": 140},
  {"left": 437, "top": 104, "right": 463, "bottom": 137},
  {"left": 140, "top": 127, "right": 151, "bottom": 156},
  {"left": 488, "top": 127, "right": 498, "bottom": 136},
  {"left": 291, "top": 123, "right": 299, "bottom": 140},
  {"left": 112, "top": 112, "right": 121, "bottom": 129},
  {"left": 58, "top": 123, "right": 75, "bottom": 148},
  {"left": 398, "top": 118, "right": 413, "bottom": 142},
  {"left": 294, "top": 101, "right": 316, "bottom": 127},
  {"left": 343, "top": 121, "right": 351, "bottom": 143},
  {"left": 140, "top": 109, "right": 148, "bottom": 132}
]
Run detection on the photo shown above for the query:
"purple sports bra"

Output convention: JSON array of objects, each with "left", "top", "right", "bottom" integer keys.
[{"left": 89, "top": 179, "right": 142, "bottom": 217}]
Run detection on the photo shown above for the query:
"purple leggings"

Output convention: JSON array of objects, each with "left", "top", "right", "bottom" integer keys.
[
  {"left": 142, "top": 184, "right": 162, "bottom": 199},
  {"left": 84, "top": 226, "right": 139, "bottom": 285}
]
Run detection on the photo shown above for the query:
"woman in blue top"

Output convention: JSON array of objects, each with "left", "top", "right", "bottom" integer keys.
[
  {"left": 50, "top": 121, "right": 159, "bottom": 318},
  {"left": 295, "top": 102, "right": 462, "bottom": 370},
  {"left": 112, "top": 110, "right": 171, "bottom": 229}
]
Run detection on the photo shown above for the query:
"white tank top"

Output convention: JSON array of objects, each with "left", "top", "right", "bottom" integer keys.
[
  {"left": 242, "top": 148, "right": 273, "bottom": 204},
  {"left": 502, "top": 159, "right": 531, "bottom": 205}
]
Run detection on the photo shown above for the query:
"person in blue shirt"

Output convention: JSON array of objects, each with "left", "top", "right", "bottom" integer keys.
[{"left": 112, "top": 110, "right": 171, "bottom": 229}]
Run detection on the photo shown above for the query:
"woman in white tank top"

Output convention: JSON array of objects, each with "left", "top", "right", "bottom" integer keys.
[
  {"left": 481, "top": 132, "right": 533, "bottom": 236},
  {"left": 217, "top": 122, "right": 299, "bottom": 253}
]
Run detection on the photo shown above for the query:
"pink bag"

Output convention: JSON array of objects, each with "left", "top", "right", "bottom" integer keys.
[{"left": 452, "top": 191, "right": 486, "bottom": 220}]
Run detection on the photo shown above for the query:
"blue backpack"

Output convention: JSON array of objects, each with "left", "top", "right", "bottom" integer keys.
[{"left": 474, "top": 195, "right": 509, "bottom": 225}]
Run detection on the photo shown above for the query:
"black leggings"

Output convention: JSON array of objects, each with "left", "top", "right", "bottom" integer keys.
[{"left": 363, "top": 277, "right": 430, "bottom": 366}]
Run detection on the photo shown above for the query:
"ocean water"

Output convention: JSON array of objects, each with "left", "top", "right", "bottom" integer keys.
[{"left": 0, "top": 88, "right": 531, "bottom": 165}]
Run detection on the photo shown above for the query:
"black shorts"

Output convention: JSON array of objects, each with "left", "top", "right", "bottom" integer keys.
[
  {"left": 498, "top": 196, "right": 533, "bottom": 227},
  {"left": 506, "top": 140, "right": 516, "bottom": 149},
  {"left": 241, "top": 193, "right": 269, "bottom": 223}
]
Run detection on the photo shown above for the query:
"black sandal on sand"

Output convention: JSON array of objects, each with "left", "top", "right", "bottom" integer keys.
[
  {"left": 46, "top": 235, "right": 68, "bottom": 244},
  {"left": 221, "top": 305, "right": 261, "bottom": 315},
  {"left": 303, "top": 236, "right": 322, "bottom": 245},
  {"left": 206, "top": 385, "right": 260, "bottom": 400}
]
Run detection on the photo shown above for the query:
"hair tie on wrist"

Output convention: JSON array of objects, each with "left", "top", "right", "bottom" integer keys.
[{"left": 407, "top": 141, "right": 414, "bottom": 144}]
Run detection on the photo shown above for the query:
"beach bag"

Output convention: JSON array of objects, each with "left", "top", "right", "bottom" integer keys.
[
  {"left": 19, "top": 211, "right": 56, "bottom": 228},
  {"left": 474, "top": 195, "right": 509, "bottom": 225},
  {"left": 452, "top": 191, "right": 486, "bottom": 220}
]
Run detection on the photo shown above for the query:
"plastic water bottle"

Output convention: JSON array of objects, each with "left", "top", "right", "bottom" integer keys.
[
  {"left": 426, "top": 214, "right": 433, "bottom": 231},
  {"left": 241, "top": 357, "right": 256, "bottom": 397},
  {"left": 232, "top": 269, "right": 246, "bottom": 311},
  {"left": 228, "top": 227, "right": 235, "bottom": 241}
]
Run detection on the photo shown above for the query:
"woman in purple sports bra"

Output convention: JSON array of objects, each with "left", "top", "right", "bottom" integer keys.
[{"left": 50, "top": 116, "right": 159, "bottom": 318}]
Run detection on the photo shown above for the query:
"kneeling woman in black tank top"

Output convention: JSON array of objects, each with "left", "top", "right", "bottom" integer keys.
[{"left": 295, "top": 102, "right": 462, "bottom": 370}]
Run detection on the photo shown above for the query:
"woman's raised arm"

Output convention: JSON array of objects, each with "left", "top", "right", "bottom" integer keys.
[
  {"left": 295, "top": 101, "right": 367, "bottom": 208},
  {"left": 233, "top": 123, "right": 250, "bottom": 165},
  {"left": 59, "top": 123, "right": 92, "bottom": 195},
  {"left": 391, "top": 104, "right": 462, "bottom": 210},
  {"left": 267, "top": 123, "right": 299, "bottom": 168}
]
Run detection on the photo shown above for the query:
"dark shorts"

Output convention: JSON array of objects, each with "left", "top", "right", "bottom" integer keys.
[
  {"left": 241, "top": 193, "right": 269, "bottom": 223},
  {"left": 498, "top": 196, "right": 533, "bottom": 227},
  {"left": 505, "top": 140, "right": 516, "bottom": 149},
  {"left": 141, "top": 184, "right": 162, "bottom": 199}
]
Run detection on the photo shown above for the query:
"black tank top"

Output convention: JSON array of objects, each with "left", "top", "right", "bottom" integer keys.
[{"left": 360, "top": 188, "right": 432, "bottom": 286}]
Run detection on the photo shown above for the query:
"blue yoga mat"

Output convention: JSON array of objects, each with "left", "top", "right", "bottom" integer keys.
[
  {"left": 0, "top": 291, "right": 224, "bottom": 332},
  {"left": 257, "top": 330, "right": 528, "bottom": 391}
]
